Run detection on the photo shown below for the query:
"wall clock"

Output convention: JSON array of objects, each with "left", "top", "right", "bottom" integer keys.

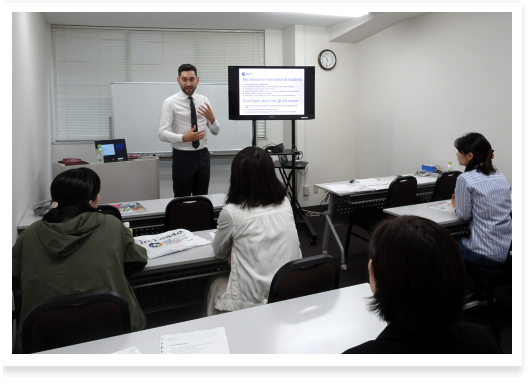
[{"left": 318, "top": 49, "right": 336, "bottom": 70}]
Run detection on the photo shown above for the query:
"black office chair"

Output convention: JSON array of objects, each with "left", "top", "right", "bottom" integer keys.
[
  {"left": 97, "top": 205, "right": 123, "bottom": 221},
  {"left": 164, "top": 196, "right": 214, "bottom": 232},
  {"left": 344, "top": 176, "right": 417, "bottom": 257},
  {"left": 430, "top": 171, "right": 461, "bottom": 201},
  {"left": 465, "top": 242, "right": 512, "bottom": 341},
  {"left": 268, "top": 254, "right": 340, "bottom": 304},
  {"left": 21, "top": 290, "right": 131, "bottom": 354}
]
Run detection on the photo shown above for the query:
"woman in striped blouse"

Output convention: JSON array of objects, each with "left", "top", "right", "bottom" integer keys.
[{"left": 451, "top": 133, "right": 512, "bottom": 268}]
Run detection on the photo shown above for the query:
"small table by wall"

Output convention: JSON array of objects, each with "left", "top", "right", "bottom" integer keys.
[{"left": 52, "top": 157, "right": 160, "bottom": 204}]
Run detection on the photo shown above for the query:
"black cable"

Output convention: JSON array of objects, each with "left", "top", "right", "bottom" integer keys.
[
  {"left": 262, "top": 143, "right": 276, "bottom": 150},
  {"left": 296, "top": 150, "right": 303, "bottom": 160},
  {"left": 320, "top": 192, "right": 329, "bottom": 213}
]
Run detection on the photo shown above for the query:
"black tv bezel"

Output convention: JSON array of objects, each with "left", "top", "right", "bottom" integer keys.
[{"left": 228, "top": 66, "right": 315, "bottom": 121}]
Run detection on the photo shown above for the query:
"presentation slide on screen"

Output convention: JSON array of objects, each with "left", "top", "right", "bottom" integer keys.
[
  {"left": 101, "top": 144, "right": 116, "bottom": 156},
  {"left": 239, "top": 68, "right": 305, "bottom": 115}
]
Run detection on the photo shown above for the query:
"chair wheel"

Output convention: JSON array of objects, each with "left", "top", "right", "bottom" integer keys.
[{"left": 341, "top": 264, "right": 347, "bottom": 271}]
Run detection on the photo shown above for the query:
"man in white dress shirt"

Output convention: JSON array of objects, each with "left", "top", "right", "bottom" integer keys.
[{"left": 159, "top": 64, "right": 220, "bottom": 197}]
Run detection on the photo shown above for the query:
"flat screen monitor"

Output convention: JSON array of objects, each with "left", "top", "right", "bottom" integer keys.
[
  {"left": 94, "top": 139, "right": 128, "bottom": 163},
  {"left": 228, "top": 66, "right": 315, "bottom": 120}
]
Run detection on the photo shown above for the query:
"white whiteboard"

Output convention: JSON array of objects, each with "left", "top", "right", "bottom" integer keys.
[{"left": 111, "top": 82, "right": 252, "bottom": 155}]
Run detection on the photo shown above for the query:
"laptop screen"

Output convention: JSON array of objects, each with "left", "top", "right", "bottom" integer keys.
[{"left": 94, "top": 139, "right": 128, "bottom": 162}]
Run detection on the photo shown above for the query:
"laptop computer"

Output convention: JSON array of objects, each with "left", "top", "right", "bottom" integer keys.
[{"left": 94, "top": 139, "right": 129, "bottom": 163}]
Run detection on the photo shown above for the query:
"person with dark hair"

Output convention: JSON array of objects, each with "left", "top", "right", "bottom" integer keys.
[
  {"left": 451, "top": 133, "right": 511, "bottom": 308},
  {"left": 159, "top": 63, "right": 220, "bottom": 197},
  {"left": 451, "top": 133, "right": 511, "bottom": 272},
  {"left": 205, "top": 147, "right": 302, "bottom": 315},
  {"left": 343, "top": 216, "right": 501, "bottom": 354},
  {"left": 12, "top": 168, "right": 147, "bottom": 353}
]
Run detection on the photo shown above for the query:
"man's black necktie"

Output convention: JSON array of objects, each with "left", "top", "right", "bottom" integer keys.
[{"left": 189, "top": 97, "right": 199, "bottom": 149}]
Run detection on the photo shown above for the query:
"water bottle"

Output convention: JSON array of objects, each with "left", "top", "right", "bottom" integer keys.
[
  {"left": 95, "top": 144, "right": 104, "bottom": 164},
  {"left": 123, "top": 221, "right": 133, "bottom": 235},
  {"left": 447, "top": 161, "right": 453, "bottom": 172}
]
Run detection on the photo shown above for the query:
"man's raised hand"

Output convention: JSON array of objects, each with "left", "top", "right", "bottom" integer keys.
[{"left": 197, "top": 102, "right": 216, "bottom": 124}]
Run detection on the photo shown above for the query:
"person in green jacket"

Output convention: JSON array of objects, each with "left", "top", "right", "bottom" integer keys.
[{"left": 12, "top": 168, "right": 148, "bottom": 353}]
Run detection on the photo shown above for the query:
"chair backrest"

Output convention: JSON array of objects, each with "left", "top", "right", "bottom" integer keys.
[
  {"left": 164, "top": 196, "right": 214, "bottom": 232},
  {"left": 97, "top": 205, "right": 122, "bottom": 221},
  {"left": 384, "top": 176, "right": 418, "bottom": 209},
  {"left": 465, "top": 241, "right": 512, "bottom": 285},
  {"left": 431, "top": 171, "right": 461, "bottom": 201},
  {"left": 22, "top": 290, "right": 131, "bottom": 354},
  {"left": 268, "top": 254, "right": 340, "bottom": 304}
]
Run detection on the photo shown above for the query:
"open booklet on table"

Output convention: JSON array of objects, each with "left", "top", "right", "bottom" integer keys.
[{"left": 111, "top": 202, "right": 148, "bottom": 213}]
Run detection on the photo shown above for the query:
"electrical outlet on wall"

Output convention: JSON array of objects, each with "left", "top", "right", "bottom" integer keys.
[
  {"left": 313, "top": 185, "right": 319, "bottom": 194},
  {"left": 303, "top": 185, "right": 309, "bottom": 196}
]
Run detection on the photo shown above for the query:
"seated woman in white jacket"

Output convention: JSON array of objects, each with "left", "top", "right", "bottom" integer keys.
[{"left": 206, "top": 146, "right": 302, "bottom": 315}]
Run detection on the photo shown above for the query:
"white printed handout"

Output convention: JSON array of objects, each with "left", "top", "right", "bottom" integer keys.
[
  {"left": 355, "top": 178, "right": 392, "bottom": 189},
  {"left": 160, "top": 327, "right": 230, "bottom": 354},
  {"left": 134, "top": 229, "right": 211, "bottom": 259},
  {"left": 409, "top": 174, "right": 438, "bottom": 185},
  {"left": 325, "top": 183, "right": 373, "bottom": 193},
  {"left": 112, "top": 346, "right": 141, "bottom": 354},
  {"left": 425, "top": 201, "right": 455, "bottom": 214}
]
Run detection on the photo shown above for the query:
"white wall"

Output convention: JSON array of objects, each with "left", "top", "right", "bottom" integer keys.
[
  {"left": 261, "top": 29, "right": 284, "bottom": 148},
  {"left": 283, "top": 26, "right": 356, "bottom": 207},
  {"left": 12, "top": 12, "right": 52, "bottom": 244},
  {"left": 353, "top": 12, "right": 512, "bottom": 183}
]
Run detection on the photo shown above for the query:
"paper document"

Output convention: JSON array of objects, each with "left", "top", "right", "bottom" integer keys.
[
  {"left": 425, "top": 201, "right": 455, "bottom": 214},
  {"left": 355, "top": 177, "right": 394, "bottom": 190},
  {"left": 112, "top": 347, "right": 141, "bottom": 354},
  {"left": 325, "top": 183, "right": 373, "bottom": 193},
  {"left": 414, "top": 176, "right": 437, "bottom": 185},
  {"left": 111, "top": 202, "right": 148, "bottom": 214},
  {"left": 134, "top": 229, "right": 211, "bottom": 259},
  {"left": 355, "top": 178, "right": 388, "bottom": 186},
  {"left": 160, "top": 327, "right": 230, "bottom": 354},
  {"left": 368, "top": 185, "right": 389, "bottom": 191}
]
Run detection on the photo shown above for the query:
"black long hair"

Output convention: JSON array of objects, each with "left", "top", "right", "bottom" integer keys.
[
  {"left": 43, "top": 168, "right": 101, "bottom": 223},
  {"left": 368, "top": 216, "right": 466, "bottom": 333},
  {"left": 454, "top": 132, "right": 496, "bottom": 175},
  {"left": 226, "top": 147, "right": 286, "bottom": 209}
]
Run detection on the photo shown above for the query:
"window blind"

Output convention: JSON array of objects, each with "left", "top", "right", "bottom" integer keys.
[{"left": 51, "top": 26, "right": 266, "bottom": 141}]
